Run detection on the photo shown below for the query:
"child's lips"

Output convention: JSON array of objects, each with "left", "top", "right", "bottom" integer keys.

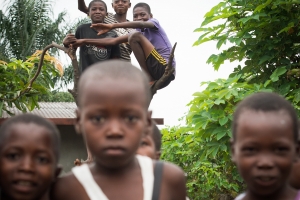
[
  {"left": 104, "top": 146, "right": 126, "bottom": 156},
  {"left": 254, "top": 176, "right": 277, "bottom": 187},
  {"left": 12, "top": 180, "right": 37, "bottom": 193}
]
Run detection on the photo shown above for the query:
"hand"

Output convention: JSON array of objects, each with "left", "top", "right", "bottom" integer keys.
[
  {"left": 91, "top": 23, "right": 113, "bottom": 35},
  {"left": 63, "top": 34, "right": 77, "bottom": 47},
  {"left": 70, "top": 39, "right": 85, "bottom": 49}
]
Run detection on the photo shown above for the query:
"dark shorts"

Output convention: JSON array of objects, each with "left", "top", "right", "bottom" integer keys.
[{"left": 146, "top": 49, "right": 175, "bottom": 89}]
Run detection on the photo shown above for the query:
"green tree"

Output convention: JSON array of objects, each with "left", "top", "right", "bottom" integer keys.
[
  {"left": 38, "top": 91, "right": 75, "bottom": 102},
  {"left": 0, "top": 0, "right": 67, "bottom": 61},
  {"left": 161, "top": 0, "right": 300, "bottom": 199},
  {"left": 0, "top": 51, "right": 62, "bottom": 116}
]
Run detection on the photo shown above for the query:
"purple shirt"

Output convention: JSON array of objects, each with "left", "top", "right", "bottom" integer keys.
[{"left": 138, "top": 18, "right": 176, "bottom": 72}]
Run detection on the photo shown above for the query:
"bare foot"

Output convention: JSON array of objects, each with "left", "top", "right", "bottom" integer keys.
[{"left": 74, "top": 158, "right": 82, "bottom": 166}]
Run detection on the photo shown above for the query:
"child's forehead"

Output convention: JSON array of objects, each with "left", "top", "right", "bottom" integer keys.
[
  {"left": 81, "top": 77, "right": 147, "bottom": 100},
  {"left": 133, "top": 6, "right": 148, "bottom": 13}
]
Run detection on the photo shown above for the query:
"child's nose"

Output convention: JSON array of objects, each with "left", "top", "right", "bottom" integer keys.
[
  {"left": 18, "top": 156, "right": 34, "bottom": 173},
  {"left": 256, "top": 154, "right": 275, "bottom": 169},
  {"left": 106, "top": 120, "right": 124, "bottom": 138}
]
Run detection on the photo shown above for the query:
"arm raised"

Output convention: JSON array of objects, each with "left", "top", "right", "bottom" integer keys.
[
  {"left": 70, "top": 35, "right": 129, "bottom": 49},
  {"left": 91, "top": 21, "right": 155, "bottom": 35}
]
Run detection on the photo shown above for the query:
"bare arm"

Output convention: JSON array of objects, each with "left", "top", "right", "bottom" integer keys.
[
  {"left": 70, "top": 35, "right": 129, "bottom": 49},
  {"left": 160, "top": 162, "right": 187, "bottom": 200},
  {"left": 78, "top": 0, "right": 88, "bottom": 14},
  {"left": 91, "top": 21, "right": 156, "bottom": 35}
]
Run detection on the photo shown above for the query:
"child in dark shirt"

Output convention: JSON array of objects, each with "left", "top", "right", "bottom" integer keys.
[
  {"left": 78, "top": 0, "right": 134, "bottom": 62},
  {"left": 63, "top": 0, "right": 120, "bottom": 72},
  {"left": 231, "top": 92, "right": 300, "bottom": 200},
  {"left": 0, "top": 114, "right": 61, "bottom": 200}
]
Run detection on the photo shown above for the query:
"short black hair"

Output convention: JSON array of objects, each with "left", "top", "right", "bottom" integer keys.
[
  {"left": 88, "top": 0, "right": 107, "bottom": 12},
  {"left": 133, "top": 2, "right": 151, "bottom": 14},
  {"left": 78, "top": 60, "right": 151, "bottom": 107},
  {"left": 151, "top": 122, "right": 161, "bottom": 151},
  {"left": 232, "top": 92, "right": 299, "bottom": 141},
  {"left": 0, "top": 114, "right": 61, "bottom": 161}
]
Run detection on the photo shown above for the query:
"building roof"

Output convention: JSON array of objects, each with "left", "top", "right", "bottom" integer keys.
[{"left": 0, "top": 102, "right": 164, "bottom": 125}]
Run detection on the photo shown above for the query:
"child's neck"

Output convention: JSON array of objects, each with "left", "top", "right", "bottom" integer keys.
[
  {"left": 246, "top": 185, "right": 298, "bottom": 200},
  {"left": 92, "top": 156, "right": 138, "bottom": 177},
  {"left": 114, "top": 13, "right": 127, "bottom": 23}
]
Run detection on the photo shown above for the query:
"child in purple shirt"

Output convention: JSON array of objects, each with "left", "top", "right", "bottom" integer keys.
[{"left": 89, "top": 2, "right": 175, "bottom": 89}]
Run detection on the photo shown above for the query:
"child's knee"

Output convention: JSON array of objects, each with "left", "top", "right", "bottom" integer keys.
[{"left": 128, "top": 31, "right": 143, "bottom": 44}]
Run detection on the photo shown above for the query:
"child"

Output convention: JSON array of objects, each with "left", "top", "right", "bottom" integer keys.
[
  {"left": 51, "top": 60, "right": 186, "bottom": 200},
  {"left": 90, "top": 2, "right": 176, "bottom": 89},
  {"left": 231, "top": 92, "right": 300, "bottom": 200},
  {"left": 137, "top": 122, "right": 161, "bottom": 160},
  {"left": 289, "top": 122, "right": 300, "bottom": 189},
  {"left": 0, "top": 114, "right": 61, "bottom": 200},
  {"left": 78, "top": 0, "right": 134, "bottom": 62},
  {"left": 63, "top": 0, "right": 121, "bottom": 72}
]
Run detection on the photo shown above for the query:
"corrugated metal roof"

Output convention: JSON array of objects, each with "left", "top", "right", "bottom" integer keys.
[
  {"left": 0, "top": 102, "right": 164, "bottom": 125},
  {"left": 1, "top": 102, "right": 77, "bottom": 118}
]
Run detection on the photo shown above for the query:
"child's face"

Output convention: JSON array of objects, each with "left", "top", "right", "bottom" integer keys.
[
  {"left": 112, "top": 0, "right": 131, "bottom": 15},
  {"left": 76, "top": 77, "right": 151, "bottom": 168},
  {"left": 0, "top": 123, "right": 59, "bottom": 200},
  {"left": 231, "top": 110, "right": 298, "bottom": 197},
  {"left": 89, "top": 2, "right": 107, "bottom": 23},
  {"left": 133, "top": 7, "right": 152, "bottom": 22},
  {"left": 137, "top": 134, "right": 157, "bottom": 160}
]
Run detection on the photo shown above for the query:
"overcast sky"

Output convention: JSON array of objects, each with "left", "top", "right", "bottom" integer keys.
[{"left": 50, "top": 0, "right": 235, "bottom": 127}]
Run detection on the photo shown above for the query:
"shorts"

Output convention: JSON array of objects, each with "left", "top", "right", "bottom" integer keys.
[{"left": 146, "top": 48, "right": 175, "bottom": 89}]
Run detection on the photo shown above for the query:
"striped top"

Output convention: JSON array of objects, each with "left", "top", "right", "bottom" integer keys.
[{"left": 104, "top": 13, "right": 134, "bottom": 62}]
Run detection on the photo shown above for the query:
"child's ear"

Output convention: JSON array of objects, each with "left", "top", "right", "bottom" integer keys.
[
  {"left": 128, "top": 2, "right": 131, "bottom": 8},
  {"left": 230, "top": 138, "right": 236, "bottom": 163},
  {"left": 146, "top": 110, "right": 153, "bottom": 129},
  {"left": 55, "top": 164, "right": 62, "bottom": 179},
  {"left": 155, "top": 151, "right": 161, "bottom": 160},
  {"left": 295, "top": 141, "right": 300, "bottom": 162},
  {"left": 150, "top": 13, "right": 153, "bottom": 18},
  {"left": 75, "top": 109, "right": 82, "bottom": 135}
]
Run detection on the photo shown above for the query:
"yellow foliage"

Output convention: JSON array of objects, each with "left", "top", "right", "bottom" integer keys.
[
  {"left": 26, "top": 50, "right": 64, "bottom": 76},
  {"left": 0, "top": 60, "right": 7, "bottom": 65}
]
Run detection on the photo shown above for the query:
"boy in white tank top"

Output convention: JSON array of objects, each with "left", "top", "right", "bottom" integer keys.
[{"left": 51, "top": 60, "right": 186, "bottom": 200}]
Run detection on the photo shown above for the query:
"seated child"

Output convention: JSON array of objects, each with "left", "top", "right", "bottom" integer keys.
[
  {"left": 51, "top": 60, "right": 186, "bottom": 200},
  {"left": 77, "top": 0, "right": 134, "bottom": 62},
  {"left": 137, "top": 122, "right": 161, "bottom": 160},
  {"left": 90, "top": 2, "right": 176, "bottom": 89},
  {"left": 63, "top": 0, "right": 121, "bottom": 72},
  {"left": 231, "top": 92, "right": 300, "bottom": 200},
  {"left": 0, "top": 114, "right": 61, "bottom": 200}
]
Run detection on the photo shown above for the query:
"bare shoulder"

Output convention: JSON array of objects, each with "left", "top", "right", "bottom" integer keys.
[
  {"left": 158, "top": 161, "right": 186, "bottom": 200},
  {"left": 51, "top": 172, "right": 86, "bottom": 200}
]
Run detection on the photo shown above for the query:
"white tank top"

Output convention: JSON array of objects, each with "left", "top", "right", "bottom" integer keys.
[{"left": 72, "top": 155, "right": 154, "bottom": 200}]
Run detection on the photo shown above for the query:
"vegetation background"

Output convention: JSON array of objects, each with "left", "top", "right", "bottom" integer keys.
[{"left": 1, "top": 0, "right": 300, "bottom": 199}]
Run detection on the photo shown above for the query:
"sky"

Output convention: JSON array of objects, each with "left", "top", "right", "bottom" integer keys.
[{"left": 51, "top": 0, "right": 235, "bottom": 127}]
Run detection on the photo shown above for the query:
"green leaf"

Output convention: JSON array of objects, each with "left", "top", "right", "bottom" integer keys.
[
  {"left": 0, "top": 101, "right": 3, "bottom": 117},
  {"left": 219, "top": 117, "right": 228, "bottom": 126},
  {"left": 270, "top": 67, "right": 287, "bottom": 82},
  {"left": 254, "top": 0, "right": 272, "bottom": 13},
  {"left": 258, "top": 55, "right": 272, "bottom": 65},
  {"left": 217, "top": 131, "right": 227, "bottom": 141}
]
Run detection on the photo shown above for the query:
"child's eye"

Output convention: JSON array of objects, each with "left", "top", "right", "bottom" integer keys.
[
  {"left": 91, "top": 116, "right": 105, "bottom": 124},
  {"left": 140, "top": 141, "right": 149, "bottom": 146},
  {"left": 36, "top": 156, "right": 50, "bottom": 164},
  {"left": 242, "top": 147, "right": 257, "bottom": 154},
  {"left": 5, "top": 153, "right": 20, "bottom": 161},
  {"left": 124, "top": 115, "right": 138, "bottom": 123},
  {"left": 274, "top": 147, "right": 289, "bottom": 153}
]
